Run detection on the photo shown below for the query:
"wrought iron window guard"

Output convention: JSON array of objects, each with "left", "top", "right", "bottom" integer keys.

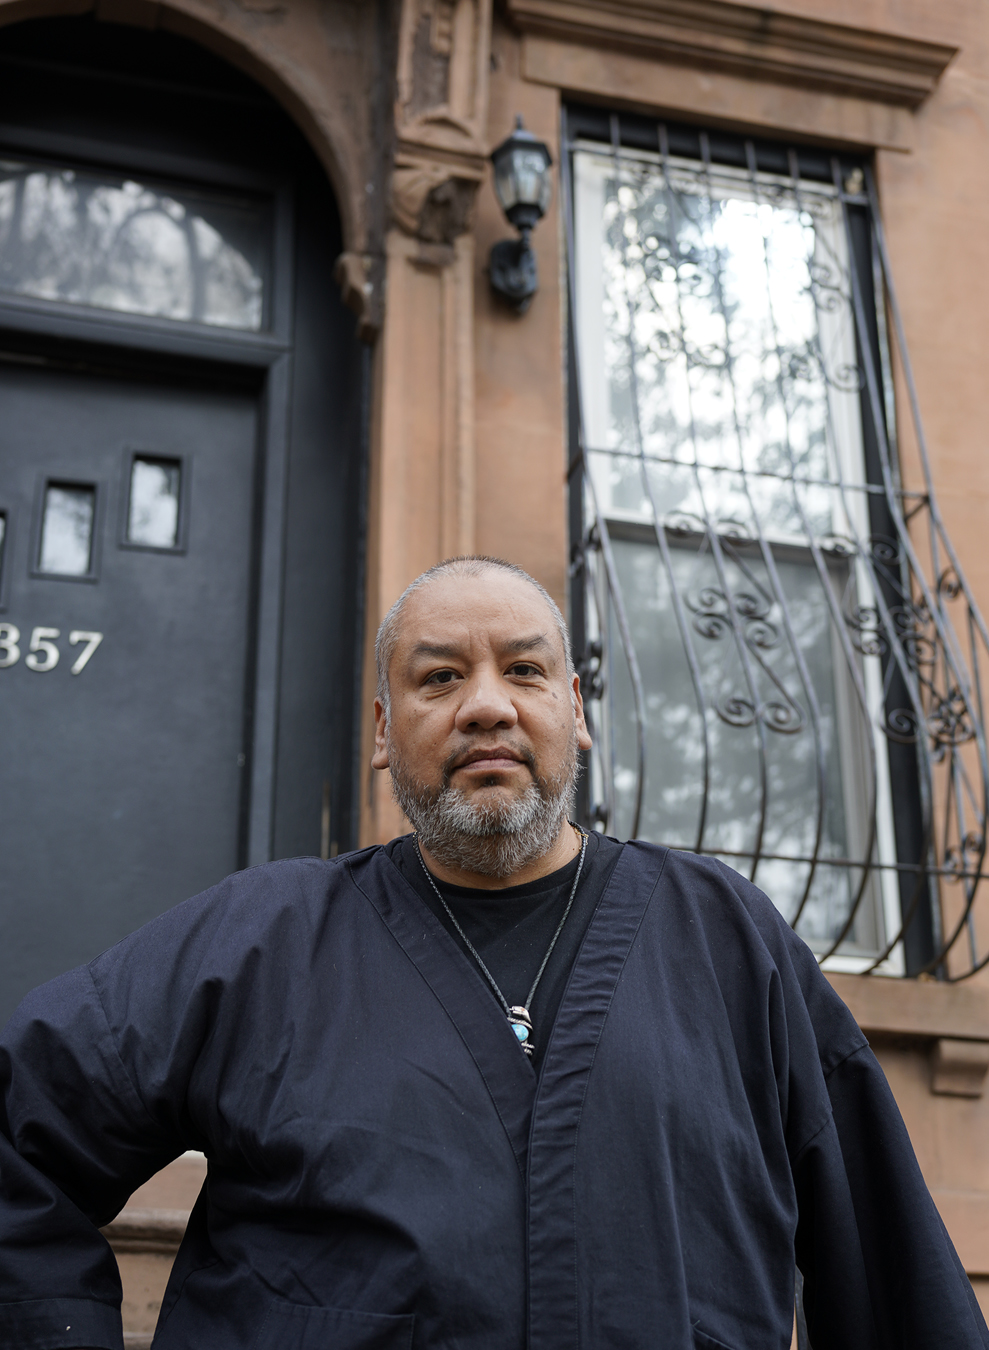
[{"left": 563, "top": 106, "right": 989, "bottom": 980}]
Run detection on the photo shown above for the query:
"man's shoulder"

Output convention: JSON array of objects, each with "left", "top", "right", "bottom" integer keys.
[
  {"left": 621, "top": 842, "right": 867, "bottom": 1066},
  {"left": 615, "top": 841, "right": 823, "bottom": 982},
  {"left": 88, "top": 848, "right": 389, "bottom": 975},
  {"left": 622, "top": 841, "right": 792, "bottom": 925},
  {"left": 179, "top": 848, "right": 383, "bottom": 913}
]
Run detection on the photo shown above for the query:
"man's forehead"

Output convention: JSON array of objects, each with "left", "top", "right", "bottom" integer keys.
[{"left": 397, "top": 571, "right": 562, "bottom": 654}]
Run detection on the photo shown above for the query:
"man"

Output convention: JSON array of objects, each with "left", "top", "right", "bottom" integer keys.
[{"left": 0, "top": 555, "right": 986, "bottom": 1350}]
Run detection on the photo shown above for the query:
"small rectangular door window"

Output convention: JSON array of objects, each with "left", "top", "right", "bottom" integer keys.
[
  {"left": 38, "top": 483, "right": 95, "bottom": 576},
  {"left": 127, "top": 457, "right": 181, "bottom": 549}
]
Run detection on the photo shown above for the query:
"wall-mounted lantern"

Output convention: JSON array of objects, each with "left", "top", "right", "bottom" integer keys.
[{"left": 489, "top": 116, "right": 553, "bottom": 314}]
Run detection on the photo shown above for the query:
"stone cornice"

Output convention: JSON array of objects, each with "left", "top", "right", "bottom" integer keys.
[
  {"left": 102, "top": 1208, "right": 187, "bottom": 1255},
  {"left": 505, "top": 0, "right": 956, "bottom": 108},
  {"left": 828, "top": 973, "right": 989, "bottom": 1042}
]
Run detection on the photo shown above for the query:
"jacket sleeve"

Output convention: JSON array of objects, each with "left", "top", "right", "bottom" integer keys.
[
  {"left": 0, "top": 860, "right": 314, "bottom": 1350},
  {"left": 794, "top": 1042, "right": 989, "bottom": 1350},
  {"left": 0, "top": 962, "right": 192, "bottom": 1350}
]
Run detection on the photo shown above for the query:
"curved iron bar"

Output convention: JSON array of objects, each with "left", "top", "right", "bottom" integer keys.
[
  {"left": 803, "top": 167, "right": 939, "bottom": 970},
  {"left": 684, "top": 530, "right": 808, "bottom": 737},
  {"left": 788, "top": 177, "right": 902, "bottom": 958},
  {"left": 837, "top": 165, "right": 989, "bottom": 974},
  {"left": 829, "top": 159, "right": 969, "bottom": 973},
  {"left": 589, "top": 512, "right": 647, "bottom": 841},
  {"left": 606, "top": 119, "right": 715, "bottom": 851},
  {"left": 701, "top": 137, "right": 830, "bottom": 923},
  {"left": 865, "top": 169, "right": 989, "bottom": 979},
  {"left": 561, "top": 111, "right": 647, "bottom": 839},
  {"left": 658, "top": 126, "right": 772, "bottom": 883},
  {"left": 569, "top": 535, "right": 613, "bottom": 829},
  {"left": 962, "top": 604, "right": 989, "bottom": 971},
  {"left": 587, "top": 532, "right": 619, "bottom": 834},
  {"left": 774, "top": 150, "right": 882, "bottom": 939},
  {"left": 757, "top": 167, "right": 935, "bottom": 969}
]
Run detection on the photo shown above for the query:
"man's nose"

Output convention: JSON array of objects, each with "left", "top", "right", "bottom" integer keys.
[{"left": 455, "top": 671, "right": 519, "bottom": 731}]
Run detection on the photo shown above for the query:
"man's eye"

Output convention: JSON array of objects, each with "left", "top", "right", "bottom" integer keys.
[
  {"left": 426, "top": 669, "right": 458, "bottom": 686},
  {"left": 510, "top": 663, "right": 541, "bottom": 678}
]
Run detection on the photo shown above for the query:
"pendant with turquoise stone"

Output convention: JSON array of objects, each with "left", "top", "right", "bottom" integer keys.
[{"left": 508, "top": 1005, "right": 534, "bottom": 1057}]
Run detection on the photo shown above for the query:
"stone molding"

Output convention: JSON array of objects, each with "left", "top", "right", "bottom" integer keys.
[
  {"left": 827, "top": 972, "right": 989, "bottom": 1042},
  {"left": 392, "top": 0, "right": 492, "bottom": 244},
  {"left": 828, "top": 973, "right": 989, "bottom": 1097},
  {"left": 397, "top": 0, "right": 492, "bottom": 159},
  {"left": 505, "top": 0, "right": 956, "bottom": 108},
  {"left": 102, "top": 1207, "right": 188, "bottom": 1255}
]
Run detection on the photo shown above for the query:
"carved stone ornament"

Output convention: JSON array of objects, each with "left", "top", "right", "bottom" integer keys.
[
  {"left": 397, "top": 0, "right": 492, "bottom": 154},
  {"left": 391, "top": 0, "right": 491, "bottom": 246},
  {"left": 391, "top": 154, "right": 482, "bottom": 244},
  {"left": 333, "top": 251, "right": 385, "bottom": 342}
]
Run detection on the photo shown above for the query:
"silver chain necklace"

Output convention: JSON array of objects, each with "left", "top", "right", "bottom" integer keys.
[{"left": 414, "top": 827, "right": 588, "bottom": 1057}]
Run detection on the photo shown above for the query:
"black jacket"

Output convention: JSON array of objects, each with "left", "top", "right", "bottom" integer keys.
[{"left": 0, "top": 842, "right": 985, "bottom": 1349}]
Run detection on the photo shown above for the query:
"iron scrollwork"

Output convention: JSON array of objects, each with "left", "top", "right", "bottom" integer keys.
[
  {"left": 685, "top": 577, "right": 806, "bottom": 734},
  {"left": 565, "top": 114, "right": 989, "bottom": 980}
]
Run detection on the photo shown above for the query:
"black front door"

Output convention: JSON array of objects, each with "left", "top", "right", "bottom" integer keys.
[
  {"left": 0, "top": 361, "right": 258, "bottom": 996},
  {"left": 0, "top": 18, "right": 365, "bottom": 1022}
]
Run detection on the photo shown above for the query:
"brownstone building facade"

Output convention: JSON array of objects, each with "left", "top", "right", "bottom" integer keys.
[{"left": 2, "top": 0, "right": 989, "bottom": 1342}]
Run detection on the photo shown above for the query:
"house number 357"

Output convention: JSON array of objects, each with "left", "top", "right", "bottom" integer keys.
[{"left": 0, "top": 624, "right": 103, "bottom": 675}]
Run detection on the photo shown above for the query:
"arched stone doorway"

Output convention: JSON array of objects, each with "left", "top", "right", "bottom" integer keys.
[{"left": 0, "top": 15, "right": 368, "bottom": 1022}]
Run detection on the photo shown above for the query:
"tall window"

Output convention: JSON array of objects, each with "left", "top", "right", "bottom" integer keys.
[{"left": 565, "top": 107, "right": 989, "bottom": 979}]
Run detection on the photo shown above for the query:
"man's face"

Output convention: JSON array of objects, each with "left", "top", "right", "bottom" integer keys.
[{"left": 372, "top": 570, "right": 592, "bottom": 837}]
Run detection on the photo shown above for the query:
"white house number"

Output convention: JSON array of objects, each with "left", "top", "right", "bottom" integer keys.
[{"left": 0, "top": 624, "right": 103, "bottom": 675}]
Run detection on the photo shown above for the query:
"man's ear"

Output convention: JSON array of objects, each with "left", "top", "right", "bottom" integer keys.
[
  {"left": 371, "top": 697, "right": 390, "bottom": 770},
  {"left": 572, "top": 674, "right": 593, "bottom": 751}
]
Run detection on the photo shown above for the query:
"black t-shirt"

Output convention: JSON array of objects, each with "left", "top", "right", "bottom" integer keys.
[{"left": 386, "top": 829, "right": 624, "bottom": 1071}]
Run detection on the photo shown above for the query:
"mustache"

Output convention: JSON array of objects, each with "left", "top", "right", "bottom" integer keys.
[{"left": 439, "top": 740, "right": 537, "bottom": 787}]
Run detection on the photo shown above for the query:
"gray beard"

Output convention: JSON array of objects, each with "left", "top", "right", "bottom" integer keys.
[{"left": 389, "top": 728, "right": 580, "bottom": 879}]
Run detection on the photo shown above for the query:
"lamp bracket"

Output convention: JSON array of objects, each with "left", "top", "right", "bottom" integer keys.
[{"left": 489, "top": 234, "right": 538, "bottom": 314}]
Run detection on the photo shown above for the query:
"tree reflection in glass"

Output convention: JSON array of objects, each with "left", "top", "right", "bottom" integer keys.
[
  {"left": 608, "top": 537, "right": 878, "bottom": 951},
  {"left": 0, "top": 161, "right": 266, "bottom": 330},
  {"left": 574, "top": 146, "right": 890, "bottom": 959},
  {"left": 39, "top": 484, "right": 95, "bottom": 576},
  {"left": 128, "top": 458, "right": 181, "bottom": 549}
]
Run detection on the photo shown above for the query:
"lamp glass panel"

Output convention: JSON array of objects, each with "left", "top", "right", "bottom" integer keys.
[
  {"left": 511, "top": 149, "right": 551, "bottom": 208},
  {"left": 493, "top": 157, "right": 518, "bottom": 212}
]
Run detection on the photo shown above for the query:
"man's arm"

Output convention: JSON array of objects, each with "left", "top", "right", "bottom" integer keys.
[
  {"left": 0, "top": 962, "right": 185, "bottom": 1350},
  {"left": 794, "top": 1043, "right": 989, "bottom": 1349}
]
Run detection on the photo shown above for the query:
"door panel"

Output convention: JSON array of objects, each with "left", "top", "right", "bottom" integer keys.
[{"left": 0, "top": 359, "right": 258, "bottom": 1019}]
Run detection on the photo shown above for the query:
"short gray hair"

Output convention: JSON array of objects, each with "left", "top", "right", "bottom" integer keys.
[{"left": 375, "top": 556, "right": 574, "bottom": 717}]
